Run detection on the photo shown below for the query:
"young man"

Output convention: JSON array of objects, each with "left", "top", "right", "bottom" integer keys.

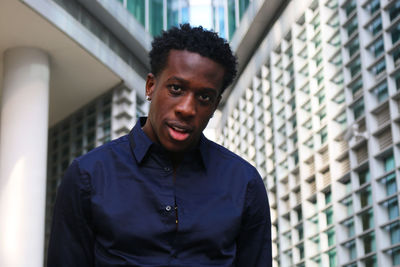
[{"left": 48, "top": 24, "right": 271, "bottom": 267}]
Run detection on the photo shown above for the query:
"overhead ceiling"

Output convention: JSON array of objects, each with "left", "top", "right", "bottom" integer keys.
[{"left": 0, "top": 0, "right": 121, "bottom": 126}]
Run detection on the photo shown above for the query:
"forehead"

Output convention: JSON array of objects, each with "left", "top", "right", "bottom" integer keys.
[{"left": 161, "top": 50, "right": 225, "bottom": 90}]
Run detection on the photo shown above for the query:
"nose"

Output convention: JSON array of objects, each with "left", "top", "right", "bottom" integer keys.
[{"left": 175, "top": 94, "right": 196, "bottom": 118}]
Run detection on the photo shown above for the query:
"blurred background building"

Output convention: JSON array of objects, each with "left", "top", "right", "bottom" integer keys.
[{"left": 0, "top": 0, "right": 399, "bottom": 267}]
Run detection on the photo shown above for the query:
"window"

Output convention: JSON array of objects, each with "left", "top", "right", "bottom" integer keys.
[
  {"left": 346, "top": 16, "right": 358, "bottom": 37},
  {"left": 325, "top": 190, "right": 332, "bottom": 204},
  {"left": 329, "top": 33, "right": 341, "bottom": 47},
  {"left": 328, "top": 248, "right": 336, "bottom": 267},
  {"left": 312, "top": 32, "right": 322, "bottom": 48},
  {"left": 228, "top": 0, "right": 236, "bottom": 39},
  {"left": 369, "top": 37, "right": 384, "bottom": 58},
  {"left": 293, "top": 150, "right": 299, "bottom": 165},
  {"left": 389, "top": 0, "right": 400, "bottom": 22},
  {"left": 342, "top": 196, "right": 353, "bottom": 216},
  {"left": 344, "top": 239, "right": 357, "bottom": 260},
  {"left": 383, "top": 172, "right": 397, "bottom": 196},
  {"left": 302, "top": 101, "right": 311, "bottom": 112},
  {"left": 289, "top": 98, "right": 296, "bottom": 112},
  {"left": 359, "top": 169, "right": 370, "bottom": 185},
  {"left": 353, "top": 98, "right": 364, "bottom": 119},
  {"left": 393, "top": 46, "right": 400, "bottom": 65},
  {"left": 127, "top": 0, "right": 145, "bottom": 26},
  {"left": 318, "top": 108, "right": 327, "bottom": 122},
  {"left": 344, "top": 0, "right": 356, "bottom": 16},
  {"left": 388, "top": 198, "right": 399, "bottom": 220},
  {"left": 365, "top": 0, "right": 380, "bottom": 15},
  {"left": 333, "top": 91, "right": 345, "bottom": 104},
  {"left": 317, "top": 90, "right": 326, "bottom": 105},
  {"left": 325, "top": 206, "right": 334, "bottom": 225},
  {"left": 395, "top": 72, "right": 400, "bottom": 90},
  {"left": 326, "top": 0, "right": 338, "bottom": 9},
  {"left": 344, "top": 218, "right": 355, "bottom": 238},
  {"left": 299, "top": 46, "right": 307, "bottom": 59},
  {"left": 350, "top": 77, "right": 362, "bottom": 96},
  {"left": 370, "top": 58, "right": 386, "bottom": 76},
  {"left": 360, "top": 186, "right": 372, "bottom": 208},
  {"left": 327, "top": 14, "right": 339, "bottom": 28},
  {"left": 314, "top": 51, "right": 323, "bottom": 66},
  {"left": 299, "top": 64, "right": 309, "bottom": 76},
  {"left": 349, "top": 57, "right": 361, "bottom": 78},
  {"left": 387, "top": 221, "right": 400, "bottom": 245},
  {"left": 363, "top": 255, "right": 377, "bottom": 267},
  {"left": 327, "top": 228, "right": 335, "bottom": 247},
  {"left": 384, "top": 154, "right": 395, "bottom": 172},
  {"left": 330, "top": 52, "right": 342, "bottom": 66},
  {"left": 297, "top": 224, "right": 304, "bottom": 240},
  {"left": 238, "top": 0, "right": 250, "bottom": 19},
  {"left": 363, "top": 232, "right": 375, "bottom": 253},
  {"left": 149, "top": 0, "right": 164, "bottom": 36},
  {"left": 391, "top": 23, "right": 400, "bottom": 44},
  {"left": 298, "top": 243, "right": 305, "bottom": 259},
  {"left": 373, "top": 82, "right": 388, "bottom": 103},
  {"left": 298, "top": 29, "right": 306, "bottom": 41},
  {"left": 305, "top": 137, "right": 314, "bottom": 149},
  {"left": 361, "top": 208, "right": 374, "bottom": 231},
  {"left": 311, "top": 15, "right": 320, "bottom": 30},
  {"left": 393, "top": 247, "right": 400, "bottom": 265},
  {"left": 304, "top": 119, "right": 312, "bottom": 130},
  {"left": 347, "top": 37, "right": 359, "bottom": 58},
  {"left": 368, "top": 16, "right": 382, "bottom": 36},
  {"left": 320, "top": 126, "right": 328, "bottom": 144},
  {"left": 295, "top": 206, "right": 303, "bottom": 221}
]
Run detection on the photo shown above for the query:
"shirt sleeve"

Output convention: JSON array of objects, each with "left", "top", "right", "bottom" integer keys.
[
  {"left": 47, "top": 160, "right": 95, "bottom": 267},
  {"left": 236, "top": 172, "right": 272, "bottom": 267}
]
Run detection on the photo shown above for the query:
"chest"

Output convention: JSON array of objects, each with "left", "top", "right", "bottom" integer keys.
[{"left": 90, "top": 165, "right": 245, "bottom": 254}]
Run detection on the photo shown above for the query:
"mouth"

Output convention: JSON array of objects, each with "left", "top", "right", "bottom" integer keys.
[{"left": 167, "top": 123, "right": 193, "bottom": 142}]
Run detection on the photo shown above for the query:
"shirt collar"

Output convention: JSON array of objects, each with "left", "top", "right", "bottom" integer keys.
[
  {"left": 128, "top": 117, "right": 153, "bottom": 164},
  {"left": 128, "top": 117, "right": 209, "bottom": 169}
]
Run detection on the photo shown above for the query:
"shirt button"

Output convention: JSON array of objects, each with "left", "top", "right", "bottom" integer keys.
[{"left": 165, "top": 205, "right": 172, "bottom": 211}]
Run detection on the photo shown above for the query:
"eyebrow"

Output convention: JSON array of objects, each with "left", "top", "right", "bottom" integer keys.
[{"left": 166, "top": 76, "right": 218, "bottom": 95}]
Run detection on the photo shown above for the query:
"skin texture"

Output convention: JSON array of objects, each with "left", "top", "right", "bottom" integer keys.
[{"left": 142, "top": 50, "right": 225, "bottom": 165}]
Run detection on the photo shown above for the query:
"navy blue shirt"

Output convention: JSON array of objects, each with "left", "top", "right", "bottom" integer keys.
[{"left": 48, "top": 118, "right": 271, "bottom": 267}]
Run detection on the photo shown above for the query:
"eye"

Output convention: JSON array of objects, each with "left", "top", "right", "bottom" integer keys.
[
  {"left": 198, "top": 93, "right": 213, "bottom": 104},
  {"left": 169, "top": 84, "right": 182, "bottom": 94}
]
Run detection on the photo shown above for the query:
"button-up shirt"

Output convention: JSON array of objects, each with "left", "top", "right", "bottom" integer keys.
[{"left": 48, "top": 118, "right": 271, "bottom": 267}]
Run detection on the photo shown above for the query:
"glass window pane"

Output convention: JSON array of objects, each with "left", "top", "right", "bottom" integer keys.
[
  {"left": 167, "top": 0, "right": 179, "bottom": 28},
  {"left": 228, "top": 0, "right": 236, "bottom": 39},
  {"left": 127, "top": 0, "right": 145, "bottom": 26},
  {"left": 149, "top": 0, "right": 164, "bottom": 36}
]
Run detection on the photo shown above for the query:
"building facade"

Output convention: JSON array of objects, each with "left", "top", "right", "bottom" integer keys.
[
  {"left": 217, "top": 0, "right": 400, "bottom": 266},
  {"left": 0, "top": 0, "right": 269, "bottom": 267}
]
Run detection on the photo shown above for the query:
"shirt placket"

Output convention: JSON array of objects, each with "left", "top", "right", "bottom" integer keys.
[{"left": 160, "top": 164, "right": 180, "bottom": 260}]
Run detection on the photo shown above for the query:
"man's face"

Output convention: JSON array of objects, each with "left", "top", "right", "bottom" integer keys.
[{"left": 142, "top": 49, "right": 225, "bottom": 152}]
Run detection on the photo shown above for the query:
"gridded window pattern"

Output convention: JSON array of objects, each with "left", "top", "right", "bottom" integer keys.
[
  {"left": 45, "top": 92, "right": 115, "bottom": 251},
  {"left": 217, "top": 0, "right": 400, "bottom": 266},
  {"left": 116, "top": 0, "right": 250, "bottom": 39}
]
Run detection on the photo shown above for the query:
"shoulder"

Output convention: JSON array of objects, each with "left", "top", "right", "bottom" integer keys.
[
  {"left": 74, "top": 134, "right": 130, "bottom": 172},
  {"left": 202, "top": 138, "right": 260, "bottom": 182}
]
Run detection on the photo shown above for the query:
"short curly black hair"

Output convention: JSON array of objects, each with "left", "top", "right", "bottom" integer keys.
[{"left": 149, "top": 23, "right": 237, "bottom": 94}]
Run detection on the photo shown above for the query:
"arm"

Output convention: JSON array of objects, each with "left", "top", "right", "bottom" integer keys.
[
  {"left": 236, "top": 174, "right": 272, "bottom": 267},
  {"left": 47, "top": 160, "right": 95, "bottom": 267}
]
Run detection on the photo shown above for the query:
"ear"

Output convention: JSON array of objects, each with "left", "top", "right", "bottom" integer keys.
[{"left": 145, "top": 73, "right": 156, "bottom": 99}]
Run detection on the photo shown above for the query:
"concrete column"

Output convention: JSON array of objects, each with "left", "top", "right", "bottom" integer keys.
[{"left": 0, "top": 48, "right": 50, "bottom": 267}]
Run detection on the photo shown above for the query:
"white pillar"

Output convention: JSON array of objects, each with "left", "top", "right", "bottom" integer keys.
[{"left": 0, "top": 48, "right": 50, "bottom": 267}]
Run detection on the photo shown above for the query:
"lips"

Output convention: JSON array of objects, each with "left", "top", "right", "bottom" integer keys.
[{"left": 167, "top": 122, "right": 193, "bottom": 142}]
